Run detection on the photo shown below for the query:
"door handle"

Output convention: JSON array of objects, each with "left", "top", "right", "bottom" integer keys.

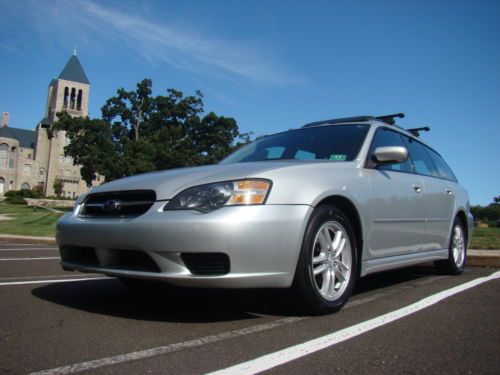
[
  {"left": 446, "top": 189, "right": 453, "bottom": 195},
  {"left": 413, "top": 184, "right": 422, "bottom": 193}
]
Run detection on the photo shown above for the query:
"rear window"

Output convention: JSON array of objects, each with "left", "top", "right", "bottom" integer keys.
[
  {"left": 221, "top": 125, "right": 369, "bottom": 164},
  {"left": 426, "top": 148, "right": 457, "bottom": 182}
]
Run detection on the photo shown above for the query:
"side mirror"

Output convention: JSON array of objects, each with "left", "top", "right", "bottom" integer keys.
[{"left": 372, "top": 146, "right": 408, "bottom": 165}]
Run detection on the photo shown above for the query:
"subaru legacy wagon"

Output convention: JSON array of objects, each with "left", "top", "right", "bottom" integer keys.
[{"left": 57, "top": 113, "right": 473, "bottom": 314}]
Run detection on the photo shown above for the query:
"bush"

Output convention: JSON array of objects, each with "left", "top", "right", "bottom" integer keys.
[
  {"left": 5, "top": 196, "right": 27, "bottom": 205},
  {"left": 4, "top": 187, "right": 45, "bottom": 200}
]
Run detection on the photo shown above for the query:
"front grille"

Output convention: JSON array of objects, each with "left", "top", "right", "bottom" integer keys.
[
  {"left": 60, "top": 246, "right": 161, "bottom": 273},
  {"left": 80, "top": 190, "right": 156, "bottom": 218},
  {"left": 181, "top": 253, "right": 230, "bottom": 275}
]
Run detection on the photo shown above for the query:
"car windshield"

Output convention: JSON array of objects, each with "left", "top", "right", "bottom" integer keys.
[{"left": 220, "top": 124, "right": 369, "bottom": 164}]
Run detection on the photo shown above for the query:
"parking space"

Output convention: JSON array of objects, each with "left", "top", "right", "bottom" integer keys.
[{"left": 0, "top": 242, "right": 498, "bottom": 375}]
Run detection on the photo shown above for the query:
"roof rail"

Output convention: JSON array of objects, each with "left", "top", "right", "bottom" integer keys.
[{"left": 302, "top": 113, "right": 405, "bottom": 128}]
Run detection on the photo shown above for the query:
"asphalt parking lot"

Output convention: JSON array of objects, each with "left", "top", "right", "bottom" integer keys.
[{"left": 0, "top": 242, "right": 498, "bottom": 375}]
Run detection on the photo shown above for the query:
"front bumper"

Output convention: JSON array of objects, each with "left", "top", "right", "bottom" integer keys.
[{"left": 57, "top": 203, "right": 313, "bottom": 288}]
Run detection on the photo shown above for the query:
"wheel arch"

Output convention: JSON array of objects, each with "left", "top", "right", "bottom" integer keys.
[
  {"left": 315, "top": 195, "right": 364, "bottom": 271},
  {"left": 455, "top": 210, "right": 469, "bottom": 242}
]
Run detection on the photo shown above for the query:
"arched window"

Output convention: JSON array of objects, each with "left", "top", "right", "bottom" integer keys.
[
  {"left": 9, "top": 146, "right": 16, "bottom": 169},
  {"left": 63, "top": 87, "right": 69, "bottom": 108},
  {"left": 21, "top": 182, "right": 30, "bottom": 190},
  {"left": 77, "top": 89, "right": 83, "bottom": 111},
  {"left": 70, "top": 88, "right": 76, "bottom": 110},
  {"left": 0, "top": 143, "right": 8, "bottom": 168}
]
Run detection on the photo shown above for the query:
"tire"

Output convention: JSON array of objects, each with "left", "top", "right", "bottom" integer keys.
[
  {"left": 435, "top": 217, "right": 467, "bottom": 275},
  {"left": 293, "top": 205, "right": 358, "bottom": 315}
]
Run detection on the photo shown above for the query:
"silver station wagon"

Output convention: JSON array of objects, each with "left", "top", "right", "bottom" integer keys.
[{"left": 57, "top": 113, "right": 473, "bottom": 314}]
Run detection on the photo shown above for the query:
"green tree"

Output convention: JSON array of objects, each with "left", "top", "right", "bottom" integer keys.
[
  {"left": 53, "top": 79, "right": 249, "bottom": 185},
  {"left": 53, "top": 179, "right": 64, "bottom": 198}
]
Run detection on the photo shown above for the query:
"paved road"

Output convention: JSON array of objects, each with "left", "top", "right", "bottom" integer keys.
[{"left": 0, "top": 242, "right": 498, "bottom": 375}]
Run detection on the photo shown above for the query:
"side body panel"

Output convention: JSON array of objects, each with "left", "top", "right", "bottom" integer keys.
[
  {"left": 420, "top": 176, "right": 455, "bottom": 251},
  {"left": 366, "top": 170, "right": 426, "bottom": 257}
]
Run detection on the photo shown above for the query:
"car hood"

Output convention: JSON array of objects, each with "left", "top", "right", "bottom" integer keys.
[{"left": 89, "top": 161, "right": 322, "bottom": 200}]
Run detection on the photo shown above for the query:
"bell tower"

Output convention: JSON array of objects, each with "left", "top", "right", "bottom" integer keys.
[
  {"left": 36, "top": 50, "right": 91, "bottom": 197},
  {"left": 45, "top": 49, "right": 90, "bottom": 123}
]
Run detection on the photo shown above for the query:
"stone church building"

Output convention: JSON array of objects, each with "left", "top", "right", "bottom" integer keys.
[{"left": 0, "top": 52, "right": 100, "bottom": 198}]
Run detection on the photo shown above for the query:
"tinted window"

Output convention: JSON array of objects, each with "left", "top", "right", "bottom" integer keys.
[
  {"left": 221, "top": 125, "right": 369, "bottom": 164},
  {"left": 403, "top": 137, "right": 440, "bottom": 177},
  {"left": 426, "top": 149, "right": 457, "bottom": 182},
  {"left": 368, "top": 128, "right": 411, "bottom": 172}
]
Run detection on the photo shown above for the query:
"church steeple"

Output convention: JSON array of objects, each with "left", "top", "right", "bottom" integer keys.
[
  {"left": 57, "top": 53, "right": 90, "bottom": 85},
  {"left": 44, "top": 52, "right": 91, "bottom": 122}
]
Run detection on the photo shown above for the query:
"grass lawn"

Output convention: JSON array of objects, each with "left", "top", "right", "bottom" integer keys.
[
  {"left": 0, "top": 203, "right": 65, "bottom": 237},
  {"left": 470, "top": 227, "right": 500, "bottom": 250}
]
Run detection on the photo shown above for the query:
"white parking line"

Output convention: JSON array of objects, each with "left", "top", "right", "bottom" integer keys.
[
  {"left": 0, "top": 274, "right": 102, "bottom": 281},
  {"left": 208, "top": 270, "right": 500, "bottom": 375},
  {"left": 27, "top": 271, "right": 499, "bottom": 375},
  {"left": 28, "top": 317, "right": 306, "bottom": 375},
  {"left": 0, "top": 248, "right": 58, "bottom": 251},
  {"left": 0, "top": 257, "right": 60, "bottom": 261},
  {"left": 0, "top": 277, "right": 108, "bottom": 286}
]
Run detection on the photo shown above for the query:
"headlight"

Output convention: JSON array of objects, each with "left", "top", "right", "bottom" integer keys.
[
  {"left": 164, "top": 179, "right": 272, "bottom": 212},
  {"left": 73, "top": 194, "right": 87, "bottom": 211}
]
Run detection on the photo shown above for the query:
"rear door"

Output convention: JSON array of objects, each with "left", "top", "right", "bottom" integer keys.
[
  {"left": 366, "top": 128, "right": 426, "bottom": 258},
  {"left": 402, "top": 136, "right": 455, "bottom": 252}
]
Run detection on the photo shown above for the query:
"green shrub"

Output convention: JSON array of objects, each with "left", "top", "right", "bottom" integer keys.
[
  {"left": 4, "top": 188, "right": 45, "bottom": 199},
  {"left": 5, "top": 196, "right": 27, "bottom": 204},
  {"left": 4, "top": 190, "right": 22, "bottom": 198}
]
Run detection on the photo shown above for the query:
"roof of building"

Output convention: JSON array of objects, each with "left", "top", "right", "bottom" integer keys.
[
  {"left": 0, "top": 126, "right": 36, "bottom": 148},
  {"left": 58, "top": 54, "right": 90, "bottom": 84}
]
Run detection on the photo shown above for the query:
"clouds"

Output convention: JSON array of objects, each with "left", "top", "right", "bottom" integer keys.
[{"left": 1, "top": 0, "right": 301, "bottom": 87}]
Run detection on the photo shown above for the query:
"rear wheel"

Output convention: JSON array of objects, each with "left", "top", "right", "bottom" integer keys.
[
  {"left": 435, "top": 217, "right": 467, "bottom": 275},
  {"left": 293, "top": 205, "right": 358, "bottom": 314}
]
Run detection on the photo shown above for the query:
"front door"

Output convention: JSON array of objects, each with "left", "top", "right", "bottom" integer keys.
[{"left": 366, "top": 128, "right": 426, "bottom": 258}]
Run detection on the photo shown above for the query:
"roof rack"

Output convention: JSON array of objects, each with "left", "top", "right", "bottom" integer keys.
[
  {"left": 374, "top": 113, "right": 404, "bottom": 125},
  {"left": 302, "top": 116, "right": 375, "bottom": 128},
  {"left": 407, "top": 127, "right": 430, "bottom": 137},
  {"left": 302, "top": 113, "right": 405, "bottom": 128}
]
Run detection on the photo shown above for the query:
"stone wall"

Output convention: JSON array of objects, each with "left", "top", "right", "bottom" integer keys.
[{"left": 24, "top": 198, "right": 75, "bottom": 208}]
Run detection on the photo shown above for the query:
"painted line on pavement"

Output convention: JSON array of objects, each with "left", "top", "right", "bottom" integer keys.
[
  {"left": 0, "top": 257, "right": 60, "bottom": 261},
  {"left": 0, "top": 274, "right": 102, "bottom": 282},
  {"left": 26, "top": 272, "right": 496, "bottom": 375},
  {"left": 207, "top": 270, "right": 500, "bottom": 375},
  {"left": 0, "top": 248, "right": 58, "bottom": 251},
  {"left": 28, "top": 317, "right": 307, "bottom": 375},
  {"left": 0, "top": 277, "right": 107, "bottom": 286}
]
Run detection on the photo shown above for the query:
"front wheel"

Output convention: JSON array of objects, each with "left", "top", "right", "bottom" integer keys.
[
  {"left": 293, "top": 205, "right": 358, "bottom": 315},
  {"left": 435, "top": 217, "right": 467, "bottom": 275}
]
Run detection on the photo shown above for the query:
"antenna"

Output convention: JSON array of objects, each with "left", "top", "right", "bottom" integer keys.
[{"left": 73, "top": 46, "right": 77, "bottom": 56}]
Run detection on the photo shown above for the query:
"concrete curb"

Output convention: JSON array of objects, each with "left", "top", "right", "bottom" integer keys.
[
  {"left": 0, "top": 234, "right": 57, "bottom": 245},
  {"left": 0, "top": 234, "right": 499, "bottom": 267},
  {"left": 467, "top": 250, "right": 500, "bottom": 268}
]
